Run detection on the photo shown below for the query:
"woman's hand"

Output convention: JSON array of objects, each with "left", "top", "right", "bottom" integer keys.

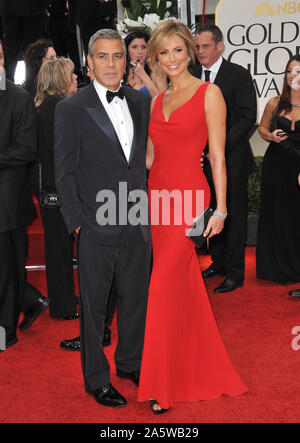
[
  {"left": 270, "top": 129, "right": 288, "bottom": 143},
  {"left": 131, "top": 60, "right": 147, "bottom": 81},
  {"left": 203, "top": 215, "right": 225, "bottom": 239},
  {"left": 298, "top": 173, "right": 300, "bottom": 186},
  {"left": 200, "top": 152, "right": 209, "bottom": 169}
]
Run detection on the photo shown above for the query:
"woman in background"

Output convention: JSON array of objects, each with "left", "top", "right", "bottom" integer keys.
[
  {"left": 24, "top": 39, "right": 57, "bottom": 97},
  {"left": 256, "top": 55, "right": 300, "bottom": 284},
  {"left": 35, "top": 57, "right": 78, "bottom": 319},
  {"left": 124, "top": 28, "right": 167, "bottom": 97}
]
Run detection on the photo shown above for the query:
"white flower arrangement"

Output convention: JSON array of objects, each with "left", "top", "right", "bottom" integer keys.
[{"left": 117, "top": 1, "right": 174, "bottom": 38}]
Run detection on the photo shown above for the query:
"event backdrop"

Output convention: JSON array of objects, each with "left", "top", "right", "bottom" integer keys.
[{"left": 216, "top": 0, "right": 300, "bottom": 120}]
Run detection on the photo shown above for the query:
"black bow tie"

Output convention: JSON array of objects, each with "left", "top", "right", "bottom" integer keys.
[{"left": 106, "top": 87, "right": 125, "bottom": 103}]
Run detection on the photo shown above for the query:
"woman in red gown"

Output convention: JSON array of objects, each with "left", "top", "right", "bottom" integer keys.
[{"left": 137, "top": 21, "right": 248, "bottom": 413}]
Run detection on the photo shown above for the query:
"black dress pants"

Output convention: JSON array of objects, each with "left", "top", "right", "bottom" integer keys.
[
  {"left": 2, "top": 15, "right": 46, "bottom": 81},
  {"left": 40, "top": 206, "right": 77, "bottom": 318},
  {"left": 48, "top": 12, "right": 81, "bottom": 79},
  {"left": 0, "top": 226, "right": 27, "bottom": 334},
  {"left": 79, "top": 16, "right": 115, "bottom": 55},
  {"left": 204, "top": 160, "right": 248, "bottom": 282},
  {"left": 78, "top": 224, "right": 151, "bottom": 390}
]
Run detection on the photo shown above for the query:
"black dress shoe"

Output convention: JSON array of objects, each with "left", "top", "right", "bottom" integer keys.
[
  {"left": 150, "top": 399, "right": 171, "bottom": 415},
  {"left": 19, "top": 296, "right": 50, "bottom": 331},
  {"left": 60, "top": 336, "right": 81, "bottom": 351},
  {"left": 60, "top": 330, "right": 111, "bottom": 351},
  {"left": 289, "top": 289, "right": 300, "bottom": 297},
  {"left": 63, "top": 312, "right": 79, "bottom": 320},
  {"left": 214, "top": 278, "right": 243, "bottom": 294},
  {"left": 85, "top": 382, "right": 127, "bottom": 408},
  {"left": 0, "top": 330, "right": 18, "bottom": 352},
  {"left": 116, "top": 368, "right": 140, "bottom": 387},
  {"left": 103, "top": 327, "right": 111, "bottom": 347},
  {"left": 202, "top": 264, "right": 226, "bottom": 279}
]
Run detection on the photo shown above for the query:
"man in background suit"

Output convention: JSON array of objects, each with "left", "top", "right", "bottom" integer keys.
[
  {"left": 71, "top": 0, "right": 117, "bottom": 55},
  {"left": 0, "top": 40, "right": 37, "bottom": 351},
  {"left": 193, "top": 24, "right": 257, "bottom": 293},
  {"left": 0, "top": 0, "right": 51, "bottom": 80},
  {"left": 54, "top": 29, "right": 151, "bottom": 407}
]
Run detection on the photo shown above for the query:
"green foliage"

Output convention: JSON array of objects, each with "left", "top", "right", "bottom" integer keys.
[
  {"left": 121, "top": 0, "right": 174, "bottom": 21},
  {"left": 123, "top": 0, "right": 146, "bottom": 20},
  {"left": 247, "top": 156, "right": 263, "bottom": 214}
]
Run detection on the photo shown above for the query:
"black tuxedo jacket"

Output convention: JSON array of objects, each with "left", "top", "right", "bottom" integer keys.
[
  {"left": 193, "top": 58, "right": 257, "bottom": 176},
  {"left": 0, "top": 79, "right": 37, "bottom": 232},
  {"left": 54, "top": 84, "right": 151, "bottom": 245},
  {"left": 0, "top": 0, "right": 51, "bottom": 16}
]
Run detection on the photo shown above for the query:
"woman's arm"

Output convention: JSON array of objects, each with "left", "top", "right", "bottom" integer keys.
[
  {"left": 146, "top": 136, "right": 154, "bottom": 170},
  {"left": 133, "top": 62, "right": 166, "bottom": 97},
  {"left": 258, "top": 97, "right": 288, "bottom": 143},
  {"left": 204, "top": 84, "right": 227, "bottom": 238},
  {"left": 146, "top": 96, "right": 157, "bottom": 170}
]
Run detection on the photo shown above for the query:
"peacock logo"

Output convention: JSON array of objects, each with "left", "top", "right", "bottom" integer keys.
[{"left": 254, "top": 2, "right": 300, "bottom": 16}]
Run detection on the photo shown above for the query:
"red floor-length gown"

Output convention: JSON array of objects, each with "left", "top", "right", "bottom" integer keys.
[{"left": 137, "top": 83, "right": 248, "bottom": 409}]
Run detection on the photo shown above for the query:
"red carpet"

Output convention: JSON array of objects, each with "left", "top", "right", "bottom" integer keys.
[{"left": 2, "top": 205, "right": 300, "bottom": 422}]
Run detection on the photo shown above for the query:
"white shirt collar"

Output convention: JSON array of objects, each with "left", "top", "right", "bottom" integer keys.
[
  {"left": 93, "top": 79, "right": 122, "bottom": 103},
  {"left": 203, "top": 56, "right": 223, "bottom": 75}
]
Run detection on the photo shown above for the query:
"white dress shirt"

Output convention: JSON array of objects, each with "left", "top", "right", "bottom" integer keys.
[
  {"left": 93, "top": 79, "right": 134, "bottom": 162},
  {"left": 201, "top": 56, "right": 223, "bottom": 84}
]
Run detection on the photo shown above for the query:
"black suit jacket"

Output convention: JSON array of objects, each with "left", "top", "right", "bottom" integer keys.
[
  {"left": 0, "top": 0, "right": 51, "bottom": 16},
  {"left": 0, "top": 79, "right": 37, "bottom": 232},
  {"left": 54, "top": 84, "right": 151, "bottom": 245},
  {"left": 193, "top": 58, "right": 257, "bottom": 176}
]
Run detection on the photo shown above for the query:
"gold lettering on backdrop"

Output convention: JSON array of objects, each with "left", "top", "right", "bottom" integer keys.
[
  {"left": 254, "top": 2, "right": 300, "bottom": 16},
  {"left": 277, "top": 3, "right": 288, "bottom": 14}
]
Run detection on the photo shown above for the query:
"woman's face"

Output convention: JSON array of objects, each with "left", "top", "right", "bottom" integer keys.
[
  {"left": 286, "top": 60, "right": 300, "bottom": 92},
  {"left": 43, "top": 46, "right": 57, "bottom": 63},
  {"left": 128, "top": 38, "right": 148, "bottom": 65},
  {"left": 157, "top": 35, "right": 189, "bottom": 78},
  {"left": 68, "top": 71, "right": 78, "bottom": 95}
]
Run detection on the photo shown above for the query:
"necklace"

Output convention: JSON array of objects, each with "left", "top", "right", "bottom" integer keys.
[{"left": 291, "top": 102, "right": 300, "bottom": 107}]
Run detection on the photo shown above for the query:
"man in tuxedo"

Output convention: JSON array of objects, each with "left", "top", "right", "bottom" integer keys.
[
  {"left": 54, "top": 29, "right": 151, "bottom": 407},
  {"left": 0, "top": 0, "right": 51, "bottom": 80},
  {"left": 193, "top": 24, "right": 257, "bottom": 293},
  {"left": 0, "top": 40, "right": 37, "bottom": 351}
]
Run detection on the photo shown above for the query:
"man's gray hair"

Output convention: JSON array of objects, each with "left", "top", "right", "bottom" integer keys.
[{"left": 88, "top": 29, "right": 126, "bottom": 56}]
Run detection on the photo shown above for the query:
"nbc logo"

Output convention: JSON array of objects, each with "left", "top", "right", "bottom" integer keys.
[{"left": 254, "top": 2, "right": 300, "bottom": 16}]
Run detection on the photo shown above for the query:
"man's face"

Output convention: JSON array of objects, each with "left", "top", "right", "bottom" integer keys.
[
  {"left": 195, "top": 31, "right": 223, "bottom": 69},
  {"left": 87, "top": 38, "right": 126, "bottom": 91},
  {"left": 0, "top": 42, "right": 4, "bottom": 68}
]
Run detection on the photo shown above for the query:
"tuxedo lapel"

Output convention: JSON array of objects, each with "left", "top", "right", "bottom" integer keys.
[
  {"left": 124, "top": 90, "right": 141, "bottom": 165},
  {"left": 86, "top": 84, "right": 126, "bottom": 160},
  {"left": 214, "top": 59, "right": 230, "bottom": 87}
]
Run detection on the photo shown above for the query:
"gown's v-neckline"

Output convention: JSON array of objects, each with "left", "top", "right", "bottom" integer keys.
[{"left": 161, "top": 83, "right": 208, "bottom": 123}]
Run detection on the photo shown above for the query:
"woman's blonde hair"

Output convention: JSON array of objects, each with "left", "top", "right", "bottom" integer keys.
[
  {"left": 35, "top": 57, "right": 74, "bottom": 107},
  {"left": 148, "top": 20, "right": 195, "bottom": 75}
]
